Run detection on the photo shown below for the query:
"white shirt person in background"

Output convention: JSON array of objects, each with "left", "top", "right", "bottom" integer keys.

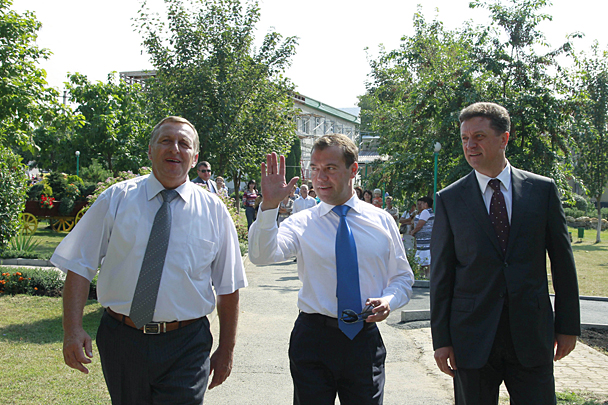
[
  {"left": 53, "top": 116, "right": 246, "bottom": 404},
  {"left": 248, "top": 134, "right": 414, "bottom": 404},
  {"left": 291, "top": 184, "right": 316, "bottom": 214}
]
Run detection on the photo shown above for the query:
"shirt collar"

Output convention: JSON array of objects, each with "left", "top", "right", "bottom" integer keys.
[
  {"left": 318, "top": 193, "right": 361, "bottom": 217},
  {"left": 475, "top": 160, "right": 512, "bottom": 194},
  {"left": 146, "top": 173, "right": 190, "bottom": 202}
]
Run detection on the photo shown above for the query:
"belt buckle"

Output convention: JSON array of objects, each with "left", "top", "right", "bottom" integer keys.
[{"left": 143, "top": 322, "right": 166, "bottom": 334}]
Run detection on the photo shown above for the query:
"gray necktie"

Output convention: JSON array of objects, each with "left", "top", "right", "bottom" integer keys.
[{"left": 129, "top": 189, "right": 178, "bottom": 328}]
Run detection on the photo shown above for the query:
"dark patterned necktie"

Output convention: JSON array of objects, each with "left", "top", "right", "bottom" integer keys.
[
  {"left": 332, "top": 205, "right": 363, "bottom": 340},
  {"left": 488, "top": 179, "right": 509, "bottom": 255},
  {"left": 130, "top": 189, "right": 178, "bottom": 328}
]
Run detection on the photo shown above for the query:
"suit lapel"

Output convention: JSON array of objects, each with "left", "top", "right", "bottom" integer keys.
[
  {"left": 459, "top": 171, "right": 504, "bottom": 256},
  {"left": 506, "top": 167, "right": 532, "bottom": 259}
]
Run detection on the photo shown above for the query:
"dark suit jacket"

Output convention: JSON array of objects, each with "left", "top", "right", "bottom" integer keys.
[
  {"left": 430, "top": 167, "right": 580, "bottom": 369},
  {"left": 192, "top": 177, "right": 217, "bottom": 193}
]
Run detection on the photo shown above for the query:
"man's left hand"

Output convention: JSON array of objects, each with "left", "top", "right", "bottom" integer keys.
[
  {"left": 208, "top": 345, "right": 234, "bottom": 389},
  {"left": 364, "top": 298, "right": 391, "bottom": 322},
  {"left": 554, "top": 333, "right": 577, "bottom": 361}
]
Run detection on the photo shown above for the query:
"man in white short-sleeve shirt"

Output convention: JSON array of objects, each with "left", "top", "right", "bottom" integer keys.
[{"left": 53, "top": 116, "right": 247, "bottom": 404}]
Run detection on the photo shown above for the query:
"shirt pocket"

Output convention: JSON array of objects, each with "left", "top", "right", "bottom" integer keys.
[{"left": 183, "top": 236, "right": 217, "bottom": 279}]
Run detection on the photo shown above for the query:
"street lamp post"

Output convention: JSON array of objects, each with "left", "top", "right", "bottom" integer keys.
[
  {"left": 75, "top": 151, "right": 80, "bottom": 177},
  {"left": 433, "top": 142, "right": 441, "bottom": 200}
]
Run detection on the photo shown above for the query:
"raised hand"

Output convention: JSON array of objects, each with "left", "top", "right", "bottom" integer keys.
[{"left": 260, "top": 152, "right": 299, "bottom": 211}]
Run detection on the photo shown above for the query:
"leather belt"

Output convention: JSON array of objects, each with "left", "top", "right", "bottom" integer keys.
[
  {"left": 299, "top": 312, "right": 376, "bottom": 331},
  {"left": 106, "top": 308, "right": 203, "bottom": 334}
]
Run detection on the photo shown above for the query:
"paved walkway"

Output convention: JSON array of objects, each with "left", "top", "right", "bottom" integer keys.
[
  {"left": 203, "top": 258, "right": 608, "bottom": 404},
  {"left": 3, "top": 259, "right": 608, "bottom": 403}
]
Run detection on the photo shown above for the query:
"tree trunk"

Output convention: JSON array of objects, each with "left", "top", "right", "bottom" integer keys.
[
  {"left": 233, "top": 172, "right": 241, "bottom": 213},
  {"left": 596, "top": 195, "right": 603, "bottom": 243}
]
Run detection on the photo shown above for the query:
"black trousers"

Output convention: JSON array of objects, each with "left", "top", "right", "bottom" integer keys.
[
  {"left": 454, "top": 306, "right": 556, "bottom": 405},
  {"left": 288, "top": 312, "right": 386, "bottom": 405},
  {"left": 96, "top": 310, "right": 212, "bottom": 405}
]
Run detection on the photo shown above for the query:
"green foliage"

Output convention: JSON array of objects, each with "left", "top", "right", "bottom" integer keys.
[
  {"left": 0, "top": 0, "right": 58, "bottom": 152},
  {"left": 137, "top": 0, "right": 298, "bottom": 187},
  {"left": 66, "top": 175, "right": 84, "bottom": 187},
  {"left": 65, "top": 72, "right": 153, "bottom": 174},
  {"left": 26, "top": 182, "right": 44, "bottom": 200},
  {"left": 79, "top": 158, "right": 114, "bottom": 183},
  {"left": 563, "top": 208, "right": 586, "bottom": 219},
  {"left": 0, "top": 145, "right": 29, "bottom": 249},
  {"left": 0, "top": 248, "right": 48, "bottom": 259},
  {"left": 8, "top": 233, "right": 40, "bottom": 252},
  {"left": 360, "top": 0, "right": 579, "bottom": 199},
  {"left": 285, "top": 136, "right": 301, "bottom": 183},
  {"left": 47, "top": 172, "right": 68, "bottom": 200}
]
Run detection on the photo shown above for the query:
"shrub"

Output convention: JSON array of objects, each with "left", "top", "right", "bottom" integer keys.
[
  {"left": 0, "top": 146, "right": 29, "bottom": 250},
  {"left": 27, "top": 183, "right": 45, "bottom": 200},
  {"left": 66, "top": 175, "right": 84, "bottom": 188},
  {"left": 8, "top": 233, "right": 40, "bottom": 252},
  {"left": 564, "top": 208, "right": 586, "bottom": 219},
  {"left": 573, "top": 194, "right": 588, "bottom": 211},
  {"left": 0, "top": 249, "right": 50, "bottom": 260},
  {"left": 0, "top": 271, "right": 32, "bottom": 295},
  {"left": 0, "top": 268, "right": 97, "bottom": 298},
  {"left": 79, "top": 159, "right": 113, "bottom": 183}
]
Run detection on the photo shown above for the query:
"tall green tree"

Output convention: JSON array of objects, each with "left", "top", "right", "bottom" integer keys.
[
  {"left": 360, "top": 0, "right": 578, "bottom": 199},
  {"left": 571, "top": 44, "right": 608, "bottom": 242},
  {"left": 137, "top": 0, "right": 298, "bottom": 205},
  {"left": 65, "top": 73, "right": 152, "bottom": 174},
  {"left": 0, "top": 0, "right": 57, "bottom": 152}
]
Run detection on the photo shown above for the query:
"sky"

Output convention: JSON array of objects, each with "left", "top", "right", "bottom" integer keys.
[{"left": 11, "top": 0, "right": 607, "bottom": 110}]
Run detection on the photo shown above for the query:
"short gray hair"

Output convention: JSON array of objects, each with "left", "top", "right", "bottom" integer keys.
[{"left": 149, "top": 116, "right": 200, "bottom": 151}]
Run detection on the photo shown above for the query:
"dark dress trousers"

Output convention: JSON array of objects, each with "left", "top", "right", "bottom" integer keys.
[{"left": 430, "top": 168, "right": 580, "bottom": 400}]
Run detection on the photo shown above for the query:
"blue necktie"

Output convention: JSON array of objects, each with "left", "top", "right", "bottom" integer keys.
[{"left": 332, "top": 205, "right": 363, "bottom": 339}]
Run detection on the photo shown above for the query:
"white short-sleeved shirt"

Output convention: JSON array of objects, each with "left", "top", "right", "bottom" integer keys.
[{"left": 51, "top": 173, "right": 247, "bottom": 322}]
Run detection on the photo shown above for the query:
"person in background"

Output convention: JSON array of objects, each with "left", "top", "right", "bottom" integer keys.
[
  {"left": 372, "top": 188, "right": 383, "bottom": 208},
  {"left": 243, "top": 179, "right": 258, "bottom": 230},
  {"left": 192, "top": 161, "right": 217, "bottom": 193},
  {"left": 292, "top": 184, "right": 317, "bottom": 214},
  {"left": 53, "top": 116, "right": 246, "bottom": 403},
  {"left": 308, "top": 188, "right": 321, "bottom": 204},
  {"left": 215, "top": 176, "right": 229, "bottom": 199},
  {"left": 289, "top": 185, "right": 297, "bottom": 201},
  {"left": 410, "top": 196, "right": 434, "bottom": 278},
  {"left": 354, "top": 185, "right": 364, "bottom": 200},
  {"left": 277, "top": 194, "right": 294, "bottom": 226},
  {"left": 400, "top": 204, "right": 417, "bottom": 252},
  {"left": 363, "top": 189, "right": 373, "bottom": 204},
  {"left": 384, "top": 196, "right": 399, "bottom": 223}
]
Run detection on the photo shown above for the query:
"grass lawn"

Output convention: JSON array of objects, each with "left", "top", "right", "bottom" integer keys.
[
  {"left": 557, "top": 227, "right": 608, "bottom": 297},
  {"left": 0, "top": 295, "right": 109, "bottom": 404},
  {"left": 29, "top": 220, "right": 67, "bottom": 259}
]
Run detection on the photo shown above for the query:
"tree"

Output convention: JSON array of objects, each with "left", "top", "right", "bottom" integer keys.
[
  {"left": 65, "top": 73, "right": 152, "bottom": 174},
  {"left": 0, "top": 145, "right": 28, "bottom": 249},
  {"left": 571, "top": 43, "right": 608, "bottom": 242},
  {"left": 360, "top": 0, "right": 579, "bottom": 200},
  {"left": 137, "top": 0, "right": 298, "bottom": 207},
  {"left": 0, "top": 0, "right": 57, "bottom": 152}
]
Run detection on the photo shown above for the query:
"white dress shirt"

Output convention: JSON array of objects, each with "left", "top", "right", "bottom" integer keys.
[
  {"left": 292, "top": 195, "right": 317, "bottom": 214},
  {"left": 248, "top": 194, "right": 414, "bottom": 317},
  {"left": 475, "top": 162, "right": 513, "bottom": 222},
  {"left": 51, "top": 173, "right": 247, "bottom": 322}
]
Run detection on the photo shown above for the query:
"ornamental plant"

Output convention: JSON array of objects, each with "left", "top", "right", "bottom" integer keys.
[
  {"left": 40, "top": 195, "right": 55, "bottom": 209},
  {"left": 0, "top": 146, "right": 29, "bottom": 250},
  {"left": 0, "top": 271, "right": 32, "bottom": 295}
]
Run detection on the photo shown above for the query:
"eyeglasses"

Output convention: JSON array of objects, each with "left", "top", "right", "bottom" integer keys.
[
  {"left": 339, "top": 304, "right": 375, "bottom": 324},
  {"left": 198, "top": 169, "right": 211, "bottom": 173}
]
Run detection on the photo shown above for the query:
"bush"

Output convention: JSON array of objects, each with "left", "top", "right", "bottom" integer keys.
[
  {"left": 0, "top": 268, "right": 97, "bottom": 298},
  {"left": 0, "top": 146, "right": 29, "bottom": 250},
  {"left": 66, "top": 175, "right": 84, "bottom": 188},
  {"left": 79, "top": 159, "right": 113, "bottom": 183},
  {"left": 27, "top": 183, "right": 45, "bottom": 200},
  {"left": 0, "top": 249, "right": 50, "bottom": 259},
  {"left": 564, "top": 208, "right": 586, "bottom": 219},
  {"left": 573, "top": 194, "right": 588, "bottom": 211}
]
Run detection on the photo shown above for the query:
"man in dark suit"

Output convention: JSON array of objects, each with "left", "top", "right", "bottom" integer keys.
[
  {"left": 192, "top": 161, "right": 218, "bottom": 193},
  {"left": 430, "top": 102, "right": 580, "bottom": 404}
]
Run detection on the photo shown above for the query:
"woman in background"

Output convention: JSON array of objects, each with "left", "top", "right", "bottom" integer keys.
[{"left": 243, "top": 180, "right": 258, "bottom": 230}]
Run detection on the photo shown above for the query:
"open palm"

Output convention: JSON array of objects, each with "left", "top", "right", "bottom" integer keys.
[{"left": 260, "top": 152, "right": 299, "bottom": 210}]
